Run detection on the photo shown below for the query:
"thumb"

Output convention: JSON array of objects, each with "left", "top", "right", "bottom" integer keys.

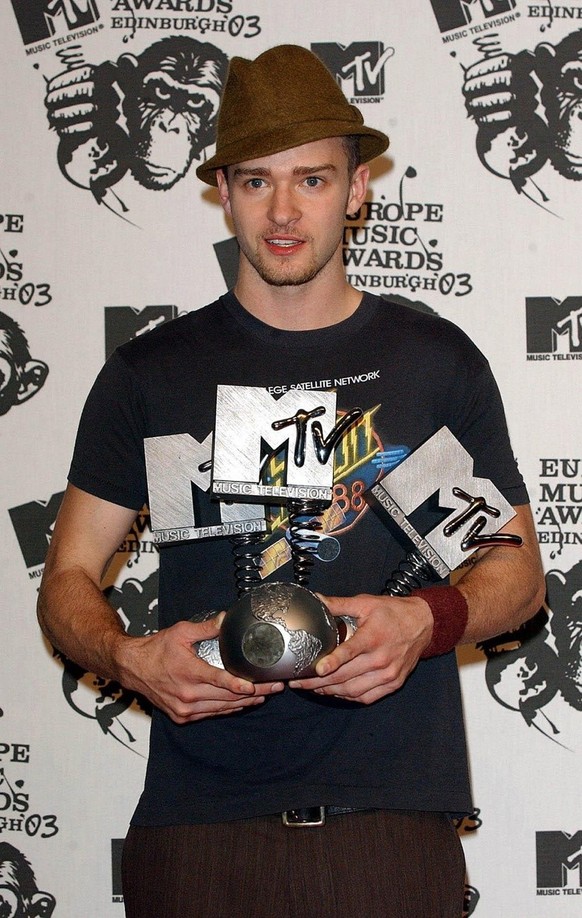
[{"left": 189, "top": 611, "right": 225, "bottom": 638}]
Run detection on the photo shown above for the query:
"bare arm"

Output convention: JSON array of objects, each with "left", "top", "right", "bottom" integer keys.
[
  {"left": 38, "top": 484, "right": 283, "bottom": 722},
  {"left": 289, "top": 504, "right": 545, "bottom": 703},
  {"left": 453, "top": 503, "right": 544, "bottom": 643}
]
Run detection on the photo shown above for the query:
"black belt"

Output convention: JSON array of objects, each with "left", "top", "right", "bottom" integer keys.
[{"left": 281, "top": 806, "right": 370, "bottom": 827}]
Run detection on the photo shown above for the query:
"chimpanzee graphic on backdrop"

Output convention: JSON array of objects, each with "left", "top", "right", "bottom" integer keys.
[
  {"left": 44, "top": 36, "right": 228, "bottom": 218},
  {"left": 478, "top": 561, "right": 582, "bottom": 750},
  {"left": 0, "top": 313, "right": 48, "bottom": 417},
  {"left": 463, "top": 28, "right": 582, "bottom": 210},
  {"left": 0, "top": 842, "right": 56, "bottom": 918},
  {"left": 54, "top": 570, "right": 159, "bottom": 756},
  {"left": 463, "top": 884, "right": 480, "bottom": 917}
]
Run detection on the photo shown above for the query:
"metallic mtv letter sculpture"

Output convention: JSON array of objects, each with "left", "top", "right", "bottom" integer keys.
[
  {"left": 144, "top": 432, "right": 267, "bottom": 545},
  {"left": 145, "top": 432, "right": 267, "bottom": 597},
  {"left": 365, "top": 426, "right": 523, "bottom": 596},
  {"left": 212, "top": 385, "right": 355, "bottom": 503}
]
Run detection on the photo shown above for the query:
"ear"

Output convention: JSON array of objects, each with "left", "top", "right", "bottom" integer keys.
[
  {"left": 16, "top": 360, "right": 49, "bottom": 404},
  {"left": 216, "top": 168, "right": 232, "bottom": 216},
  {"left": 30, "top": 891, "right": 57, "bottom": 917},
  {"left": 346, "top": 163, "right": 369, "bottom": 217}
]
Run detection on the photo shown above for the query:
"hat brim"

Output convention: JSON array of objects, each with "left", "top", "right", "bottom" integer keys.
[{"left": 196, "top": 121, "right": 389, "bottom": 186}]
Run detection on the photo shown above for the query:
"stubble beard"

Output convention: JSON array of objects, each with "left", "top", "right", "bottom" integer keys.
[{"left": 241, "top": 231, "right": 343, "bottom": 289}]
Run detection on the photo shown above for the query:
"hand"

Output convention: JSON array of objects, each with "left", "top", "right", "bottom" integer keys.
[
  {"left": 463, "top": 52, "right": 547, "bottom": 183},
  {"left": 45, "top": 62, "right": 128, "bottom": 191},
  {"left": 115, "top": 615, "right": 284, "bottom": 724},
  {"left": 463, "top": 53, "right": 518, "bottom": 126},
  {"left": 288, "top": 593, "right": 434, "bottom": 704},
  {"left": 46, "top": 64, "right": 105, "bottom": 137}
]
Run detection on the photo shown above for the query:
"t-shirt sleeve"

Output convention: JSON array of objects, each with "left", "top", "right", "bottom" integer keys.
[
  {"left": 448, "top": 342, "right": 529, "bottom": 507},
  {"left": 68, "top": 351, "right": 148, "bottom": 510}
]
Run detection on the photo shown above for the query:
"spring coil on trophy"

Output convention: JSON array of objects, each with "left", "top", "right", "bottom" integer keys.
[
  {"left": 381, "top": 549, "right": 436, "bottom": 597},
  {"left": 231, "top": 533, "right": 264, "bottom": 595},
  {"left": 287, "top": 498, "right": 328, "bottom": 587}
]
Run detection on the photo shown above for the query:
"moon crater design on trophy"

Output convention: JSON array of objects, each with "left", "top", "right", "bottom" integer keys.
[{"left": 219, "top": 582, "right": 339, "bottom": 681}]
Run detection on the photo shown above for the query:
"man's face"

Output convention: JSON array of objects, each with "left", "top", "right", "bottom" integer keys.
[{"left": 216, "top": 138, "right": 368, "bottom": 289}]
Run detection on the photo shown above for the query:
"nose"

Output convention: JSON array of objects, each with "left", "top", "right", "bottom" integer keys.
[
  {"left": 267, "top": 184, "right": 301, "bottom": 227},
  {"left": 159, "top": 111, "right": 183, "bottom": 134}
]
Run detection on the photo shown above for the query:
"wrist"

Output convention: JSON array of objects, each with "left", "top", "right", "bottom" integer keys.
[
  {"left": 410, "top": 586, "right": 468, "bottom": 658},
  {"left": 108, "top": 630, "right": 141, "bottom": 687}
]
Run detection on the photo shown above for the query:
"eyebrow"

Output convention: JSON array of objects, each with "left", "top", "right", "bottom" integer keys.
[{"left": 232, "top": 163, "right": 338, "bottom": 178}]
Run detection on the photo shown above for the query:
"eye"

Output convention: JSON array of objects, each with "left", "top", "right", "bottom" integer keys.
[
  {"left": 304, "top": 176, "right": 322, "bottom": 187},
  {"left": 247, "top": 178, "right": 266, "bottom": 189},
  {"left": 154, "top": 85, "right": 171, "bottom": 102},
  {"left": 560, "top": 62, "right": 582, "bottom": 94},
  {"left": 186, "top": 94, "right": 207, "bottom": 111}
]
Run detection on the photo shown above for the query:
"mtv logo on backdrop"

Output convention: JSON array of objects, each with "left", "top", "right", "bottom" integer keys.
[
  {"left": 105, "top": 306, "right": 179, "bottom": 358},
  {"left": 536, "top": 831, "right": 582, "bottom": 893},
  {"left": 8, "top": 492, "right": 64, "bottom": 572},
  {"left": 428, "top": 0, "right": 517, "bottom": 33},
  {"left": 214, "top": 237, "right": 239, "bottom": 290},
  {"left": 10, "top": 0, "right": 100, "bottom": 46},
  {"left": 311, "top": 43, "right": 394, "bottom": 101},
  {"left": 526, "top": 297, "right": 582, "bottom": 359}
]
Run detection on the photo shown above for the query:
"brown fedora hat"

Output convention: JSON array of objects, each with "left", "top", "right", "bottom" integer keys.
[{"left": 196, "top": 44, "right": 389, "bottom": 186}]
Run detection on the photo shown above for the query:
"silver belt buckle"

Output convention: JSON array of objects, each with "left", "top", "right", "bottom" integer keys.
[{"left": 282, "top": 806, "right": 326, "bottom": 827}]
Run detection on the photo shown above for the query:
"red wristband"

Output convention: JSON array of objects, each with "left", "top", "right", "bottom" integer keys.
[{"left": 411, "top": 586, "right": 468, "bottom": 658}]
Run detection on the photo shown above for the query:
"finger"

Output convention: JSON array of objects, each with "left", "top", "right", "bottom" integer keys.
[
  {"left": 202, "top": 664, "right": 258, "bottom": 696},
  {"left": 46, "top": 81, "right": 97, "bottom": 109},
  {"left": 186, "top": 707, "right": 262, "bottom": 723},
  {"left": 47, "top": 103, "right": 97, "bottom": 134},
  {"left": 46, "top": 65, "right": 95, "bottom": 93},
  {"left": 193, "top": 611, "right": 225, "bottom": 638},
  {"left": 314, "top": 670, "right": 403, "bottom": 703},
  {"left": 464, "top": 54, "right": 512, "bottom": 83},
  {"left": 289, "top": 654, "right": 365, "bottom": 691},
  {"left": 314, "top": 631, "right": 366, "bottom": 675},
  {"left": 319, "top": 594, "right": 351, "bottom": 614},
  {"left": 177, "top": 694, "right": 269, "bottom": 723},
  {"left": 199, "top": 660, "right": 284, "bottom": 697}
]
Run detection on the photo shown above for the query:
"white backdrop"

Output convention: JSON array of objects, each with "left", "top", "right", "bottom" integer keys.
[{"left": 1, "top": 2, "right": 581, "bottom": 915}]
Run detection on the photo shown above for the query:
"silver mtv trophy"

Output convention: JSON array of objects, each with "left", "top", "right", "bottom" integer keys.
[
  {"left": 144, "top": 431, "right": 268, "bottom": 595},
  {"left": 197, "top": 385, "right": 363, "bottom": 681},
  {"left": 365, "top": 426, "right": 523, "bottom": 596}
]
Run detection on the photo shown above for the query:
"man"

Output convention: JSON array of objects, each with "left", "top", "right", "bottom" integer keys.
[{"left": 38, "top": 45, "right": 544, "bottom": 917}]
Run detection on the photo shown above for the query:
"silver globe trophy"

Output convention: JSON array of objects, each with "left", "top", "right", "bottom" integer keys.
[{"left": 217, "top": 582, "right": 339, "bottom": 681}]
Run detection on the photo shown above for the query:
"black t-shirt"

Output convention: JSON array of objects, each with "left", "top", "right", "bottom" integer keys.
[{"left": 69, "top": 292, "right": 528, "bottom": 824}]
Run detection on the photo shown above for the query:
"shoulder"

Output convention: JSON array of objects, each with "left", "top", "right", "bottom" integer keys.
[
  {"left": 370, "top": 293, "right": 487, "bottom": 366},
  {"left": 114, "top": 298, "right": 225, "bottom": 368}
]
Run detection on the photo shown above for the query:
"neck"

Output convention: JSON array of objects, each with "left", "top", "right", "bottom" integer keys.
[{"left": 233, "top": 257, "right": 362, "bottom": 331}]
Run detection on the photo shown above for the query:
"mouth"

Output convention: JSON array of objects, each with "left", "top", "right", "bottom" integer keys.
[
  {"left": 263, "top": 236, "right": 305, "bottom": 256},
  {"left": 142, "top": 162, "right": 178, "bottom": 178}
]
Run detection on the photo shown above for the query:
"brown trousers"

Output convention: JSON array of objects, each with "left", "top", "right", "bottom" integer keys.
[{"left": 122, "top": 809, "right": 465, "bottom": 918}]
